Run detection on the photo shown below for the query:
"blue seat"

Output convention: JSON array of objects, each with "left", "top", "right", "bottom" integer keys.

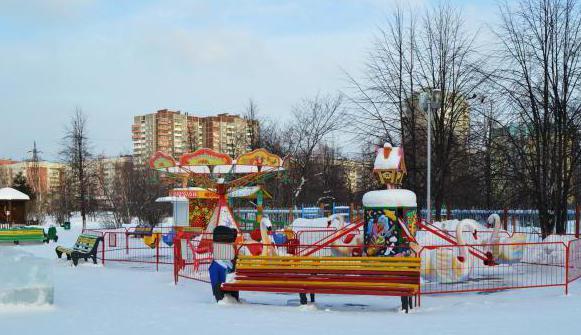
[{"left": 162, "top": 230, "right": 175, "bottom": 246}]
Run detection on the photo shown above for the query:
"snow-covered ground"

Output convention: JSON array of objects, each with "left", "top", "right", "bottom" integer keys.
[{"left": 1, "top": 217, "right": 581, "bottom": 335}]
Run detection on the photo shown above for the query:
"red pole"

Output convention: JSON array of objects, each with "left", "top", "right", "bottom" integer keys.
[
  {"left": 575, "top": 204, "right": 580, "bottom": 238},
  {"left": 565, "top": 242, "right": 570, "bottom": 295}
]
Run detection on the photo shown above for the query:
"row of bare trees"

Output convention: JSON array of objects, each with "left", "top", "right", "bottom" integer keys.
[
  {"left": 51, "top": 110, "right": 170, "bottom": 229},
  {"left": 346, "top": 0, "right": 581, "bottom": 236}
]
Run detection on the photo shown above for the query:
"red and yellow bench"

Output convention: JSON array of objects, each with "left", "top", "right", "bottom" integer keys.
[{"left": 221, "top": 255, "right": 421, "bottom": 313}]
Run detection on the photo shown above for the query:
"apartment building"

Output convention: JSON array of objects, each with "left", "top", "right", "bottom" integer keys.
[
  {"left": 0, "top": 161, "right": 66, "bottom": 195},
  {"left": 132, "top": 109, "right": 259, "bottom": 163}
]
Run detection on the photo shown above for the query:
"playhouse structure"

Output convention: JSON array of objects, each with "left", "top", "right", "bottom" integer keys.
[{"left": 362, "top": 144, "right": 418, "bottom": 256}]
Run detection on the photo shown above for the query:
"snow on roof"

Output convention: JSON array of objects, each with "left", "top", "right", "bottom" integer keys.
[
  {"left": 373, "top": 143, "right": 404, "bottom": 171},
  {"left": 0, "top": 187, "right": 30, "bottom": 201},
  {"left": 155, "top": 196, "right": 189, "bottom": 203},
  {"left": 362, "top": 189, "right": 416, "bottom": 207}
]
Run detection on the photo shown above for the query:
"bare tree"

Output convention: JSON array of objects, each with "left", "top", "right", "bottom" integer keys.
[
  {"left": 348, "top": 3, "right": 486, "bottom": 219},
  {"left": 493, "top": 0, "right": 581, "bottom": 236},
  {"left": 285, "top": 94, "right": 345, "bottom": 203},
  {"left": 61, "top": 109, "right": 92, "bottom": 230},
  {"left": 244, "top": 98, "right": 261, "bottom": 150},
  {"left": 48, "top": 168, "right": 75, "bottom": 224}
]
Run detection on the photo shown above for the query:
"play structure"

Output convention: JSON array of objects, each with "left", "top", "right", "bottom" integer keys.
[
  {"left": 149, "top": 148, "right": 287, "bottom": 277},
  {"left": 80, "top": 142, "right": 581, "bottom": 302}
]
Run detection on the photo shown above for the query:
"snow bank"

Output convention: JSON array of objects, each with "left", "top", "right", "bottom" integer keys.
[
  {"left": 0, "top": 248, "right": 54, "bottom": 305},
  {"left": 362, "top": 189, "right": 416, "bottom": 208}
]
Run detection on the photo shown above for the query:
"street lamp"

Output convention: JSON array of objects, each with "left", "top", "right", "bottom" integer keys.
[{"left": 419, "top": 89, "right": 440, "bottom": 223}]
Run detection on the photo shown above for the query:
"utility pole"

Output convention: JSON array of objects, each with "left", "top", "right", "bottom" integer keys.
[{"left": 28, "top": 141, "right": 42, "bottom": 221}]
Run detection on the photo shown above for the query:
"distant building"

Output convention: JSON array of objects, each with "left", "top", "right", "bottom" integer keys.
[
  {"left": 0, "top": 161, "right": 66, "bottom": 195},
  {"left": 132, "top": 109, "right": 258, "bottom": 164},
  {"left": 337, "top": 159, "right": 367, "bottom": 194},
  {"left": 404, "top": 90, "right": 471, "bottom": 146}
]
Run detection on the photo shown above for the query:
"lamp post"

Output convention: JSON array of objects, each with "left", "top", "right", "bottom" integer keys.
[{"left": 420, "top": 90, "right": 440, "bottom": 223}]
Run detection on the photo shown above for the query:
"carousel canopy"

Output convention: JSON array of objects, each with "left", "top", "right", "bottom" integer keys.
[
  {"left": 0, "top": 187, "right": 30, "bottom": 201},
  {"left": 228, "top": 186, "right": 272, "bottom": 199},
  {"left": 149, "top": 148, "right": 285, "bottom": 175}
]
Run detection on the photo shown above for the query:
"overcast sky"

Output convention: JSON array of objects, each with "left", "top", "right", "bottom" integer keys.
[{"left": 0, "top": 0, "right": 495, "bottom": 161}]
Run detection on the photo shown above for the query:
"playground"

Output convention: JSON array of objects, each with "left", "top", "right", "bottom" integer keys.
[
  {"left": 2, "top": 145, "right": 581, "bottom": 335},
  {"left": 1, "top": 218, "right": 581, "bottom": 335}
]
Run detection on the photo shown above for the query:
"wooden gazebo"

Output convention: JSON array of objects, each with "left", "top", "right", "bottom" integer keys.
[{"left": 0, "top": 187, "right": 30, "bottom": 227}]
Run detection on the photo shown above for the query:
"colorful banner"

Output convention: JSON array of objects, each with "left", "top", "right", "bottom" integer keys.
[
  {"left": 363, "top": 207, "right": 417, "bottom": 257},
  {"left": 169, "top": 189, "right": 218, "bottom": 199}
]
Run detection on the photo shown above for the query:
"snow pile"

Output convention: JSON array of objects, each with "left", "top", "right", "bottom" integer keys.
[
  {"left": 529, "top": 234, "right": 579, "bottom": 264},
  {"left": 362, "top": 189, "right": 416, "bottom": 208},
  {"left": 0, "top": 248, "right": 54, "bottom": 305}
]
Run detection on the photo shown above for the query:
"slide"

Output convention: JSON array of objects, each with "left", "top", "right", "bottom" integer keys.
[{"left": 296, "top": 219, "right": 364, "bottom": 256}]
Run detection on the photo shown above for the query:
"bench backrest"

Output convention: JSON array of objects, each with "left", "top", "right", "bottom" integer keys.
[
  {"left": 235, "top": 256, "right": 421, "bottom": 281},
  {"left": 73, "top": 234, "right": 101, "bottom": 253},
  {"left": 131, "top": 226, "right": 153, "bottom": 235},
  {"left": 0, "top": 227, "right": 45, "bottom": 241}
]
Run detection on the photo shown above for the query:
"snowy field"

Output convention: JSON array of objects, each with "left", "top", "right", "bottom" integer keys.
[{"left": 1, "top": 219, "right": 581, "bottom": 335}]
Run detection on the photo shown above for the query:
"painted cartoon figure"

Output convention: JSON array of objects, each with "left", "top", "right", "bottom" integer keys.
[{"left": 366, "top": 213, "right": 398, "bottom": 256}]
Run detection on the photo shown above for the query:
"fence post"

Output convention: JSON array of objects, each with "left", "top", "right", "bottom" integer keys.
[
  {"left": 575, "top": 204, "right": 580, "bottom": 238},
  {"left": 503, "top": 208, "right": 508, "bottom": 231},
  {"left": 565, "top": 242, "right": 570, "bottom": 295},
  {"left": 511, "top": 215, "right": 516, "bottom": 234},
  {"left": 156, "top": 236, "right": 160, "bottom": 272},
  {"left": 288, "top": 206, "right": 294, "bottom": 223},
  {"left": 350, "top": 202, "right": 354, "bottom": 223},
  {"left": 101, "top": 234, "right": 105, "bottom": 266},
  {"left": 125, "top": 232, "right": 129, "bottom": 255}
]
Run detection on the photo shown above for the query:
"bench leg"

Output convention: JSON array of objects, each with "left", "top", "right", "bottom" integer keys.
[
  {"left": 401, "top": 296, "right": 409, "bottom": 313},
  {"left": 299, "top": 293, "right": 308, "bottom": 305},
  {"left": 92, "top": 254, "right": 97, "bottom": 264},
  {"left": 72, "top": 254, "right": 79, "bottom": 266},
  {"left": 55, "top": 249, "right": 63, "bottom": 259},
  {"left": 310, "top": 293, "right": 316, "bottom": 303}
]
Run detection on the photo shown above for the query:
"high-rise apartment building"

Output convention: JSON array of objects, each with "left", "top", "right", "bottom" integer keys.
[{"left": 132, "top": 109, "right": 258, "bottom": 163}]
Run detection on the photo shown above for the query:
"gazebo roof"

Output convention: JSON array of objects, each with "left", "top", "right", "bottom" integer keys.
[{"left": 0, "top": 187, "right": 30, "bottom": 201}]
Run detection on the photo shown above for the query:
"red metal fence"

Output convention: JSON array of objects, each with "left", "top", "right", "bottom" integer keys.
[
  {"left": 85, "top": 227, "right": 581, "bottom": 297},
  {"left": 84, "top": 227, "right": 175, "bottom": 271},
  {"left": 567, "top": 238, "right": 581, "bottom": 291},
  {"left": 419, "top": 241, "right": 569, "bottom": 295}
]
